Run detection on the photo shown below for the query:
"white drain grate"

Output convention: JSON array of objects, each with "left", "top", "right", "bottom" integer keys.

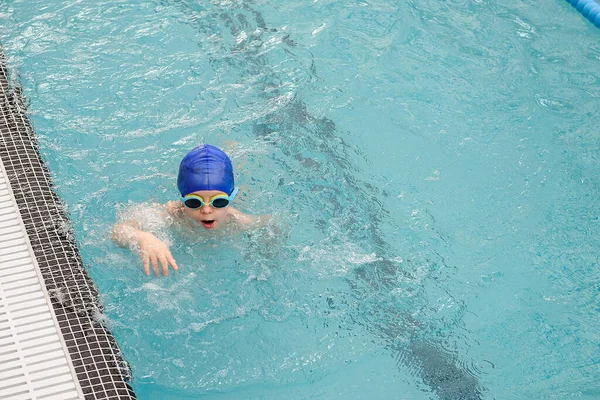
[{"left": 0, "top": 160, "right": 83, "bottom": 400}]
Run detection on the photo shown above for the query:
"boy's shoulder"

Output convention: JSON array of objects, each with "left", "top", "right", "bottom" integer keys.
[
  {"left": 228, "top": 208, "right": 272, "bottom": 228},
  {"left": 164, "top": 200, "right": 186, "bottom": 219},
  {"left": 227, "top": 207, "right": 254, "bottom": 225}
]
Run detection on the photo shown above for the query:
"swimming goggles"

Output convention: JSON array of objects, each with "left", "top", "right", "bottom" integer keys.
[{"left": 181, "top": 188, "right": 238, "bottom": 209}]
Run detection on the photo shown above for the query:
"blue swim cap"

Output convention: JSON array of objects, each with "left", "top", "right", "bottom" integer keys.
[{"left": 177, "top": 144, "right": 235, "bottom": 196}]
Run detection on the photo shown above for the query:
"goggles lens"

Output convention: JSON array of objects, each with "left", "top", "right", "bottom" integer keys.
[
  {"left": 210, "top": 197, "right": 230, "bottom": 208},
  {"left": 183, "top": 197, "right": 204, "bottom": 209}
]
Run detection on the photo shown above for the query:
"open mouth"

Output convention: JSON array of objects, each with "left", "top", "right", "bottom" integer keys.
[{"left": 201, "top": 220, "right": 215, "bottom": 229}]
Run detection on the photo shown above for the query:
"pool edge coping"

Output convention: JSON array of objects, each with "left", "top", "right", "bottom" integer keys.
[{"left": 0, "top": 47, "right": 136, "bottom": 400}]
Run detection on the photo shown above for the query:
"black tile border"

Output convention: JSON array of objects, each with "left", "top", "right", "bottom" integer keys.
[{"left": 0, "top": 49, "right": 136, "bottom": 399}]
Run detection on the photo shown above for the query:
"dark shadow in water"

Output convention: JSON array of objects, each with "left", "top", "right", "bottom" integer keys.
[
  {"left": 164, "top": 0, "right": 486, "bottom": 398},
  {"left": 253, "top": 98, "right": 484, "bottom": 400}
]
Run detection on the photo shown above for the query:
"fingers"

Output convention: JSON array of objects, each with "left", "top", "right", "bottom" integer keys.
[
  {"left": 167, "top": 254, "right": 179, "bottom": 271},
  {"left": 159, "top": 252, "right": 179, "bottom": 275},
  {"left": 159, "top": 256, "right": 169, "bottom": 276},
  {"left": 150, "top": 255, "right": 159, "bottom": 277},
  {"left": 142, "top": 249, "right": 178, "bottom": 277},
  {"left": 143, "top": 253, "right": 150, "bottom": 276}
]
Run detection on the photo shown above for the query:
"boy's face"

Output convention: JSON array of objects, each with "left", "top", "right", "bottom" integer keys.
[{"left": 183, "top": 190, "right": 231, "bottom": 230}]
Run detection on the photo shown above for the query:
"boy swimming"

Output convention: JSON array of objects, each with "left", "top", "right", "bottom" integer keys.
[{"left": 111, "top": 144, "right": 267, "bottom": 276}]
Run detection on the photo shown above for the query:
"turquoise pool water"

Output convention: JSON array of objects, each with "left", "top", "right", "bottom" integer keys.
[{"left": 1, "top": 0, "right": 599, "bottom": 398}]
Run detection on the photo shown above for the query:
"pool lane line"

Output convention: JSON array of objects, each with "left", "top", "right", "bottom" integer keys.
[{"left": 566, "top": 0, "right": 600, "bottom": 27}]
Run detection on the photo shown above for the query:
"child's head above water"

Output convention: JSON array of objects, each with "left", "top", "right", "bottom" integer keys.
[
  {"left": 112, "top": 143, "right": 266, "bottom": 276},
  {"left": 177, "top": 144, "right": 238, "bottom": 229}
]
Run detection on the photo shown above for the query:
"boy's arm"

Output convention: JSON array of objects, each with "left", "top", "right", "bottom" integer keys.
[
  {"left": 111, "top": 203, "right": 179, "bottom": 276},
  {"left": 228, "top": 207, "right": 271, "bottom": 229},
  {"left": 111, "top": 220, "right": 144, "bottom": 249}
]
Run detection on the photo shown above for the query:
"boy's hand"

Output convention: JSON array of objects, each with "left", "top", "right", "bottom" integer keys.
[{"left": 138, "top": 232, "right": 179, "bottom": 276}]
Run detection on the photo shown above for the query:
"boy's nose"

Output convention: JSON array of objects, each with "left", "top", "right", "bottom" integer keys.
[{"left": 200, "top": 205, "right": 213, "bottom": 213}]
